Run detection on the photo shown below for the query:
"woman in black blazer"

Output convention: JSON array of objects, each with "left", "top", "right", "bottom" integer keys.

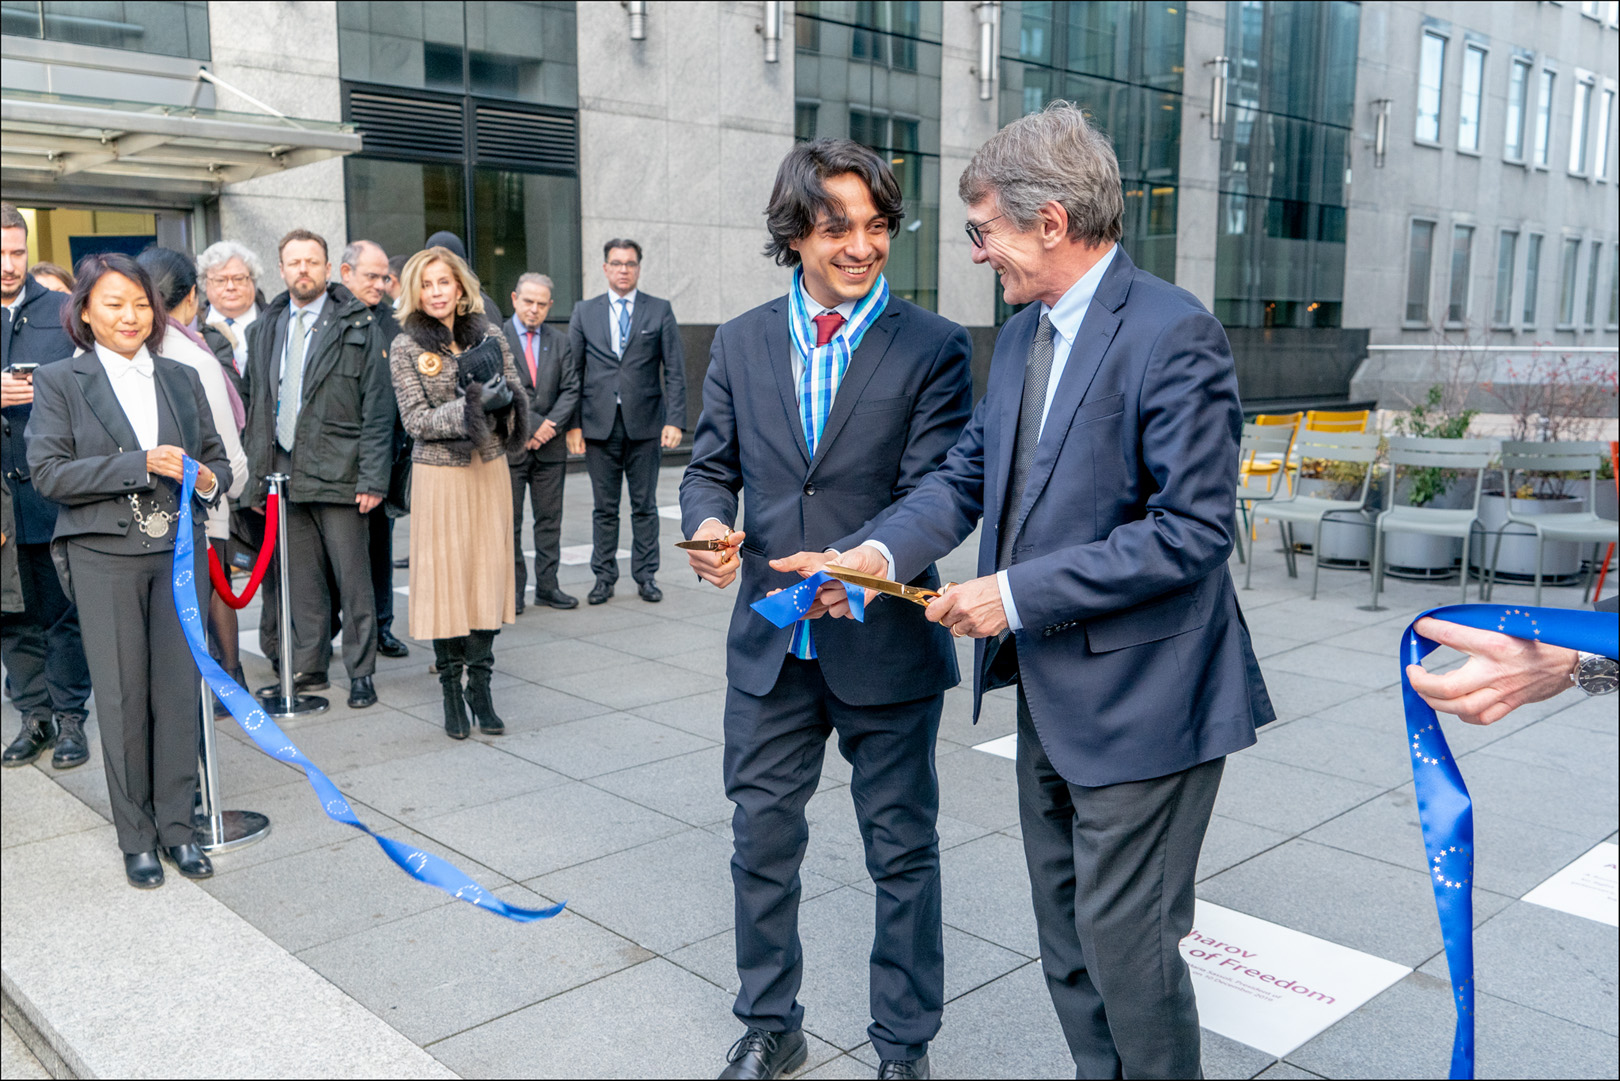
[{"left": 25, "top": 253, "right": 231, "bottom": 889}]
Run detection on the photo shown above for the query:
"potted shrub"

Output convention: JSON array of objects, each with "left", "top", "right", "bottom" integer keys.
[
  {"left": 1295, "top": 447, "right": 1384, "bottom": 566},
  {"left": 1384, "top": 386, "right": 1478, "bottom": 578}
]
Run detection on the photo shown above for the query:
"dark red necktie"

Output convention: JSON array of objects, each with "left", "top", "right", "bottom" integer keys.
[
  {"left": 524, "top": 331, "right": 538, "bottom": 385},
  {"left": 812, "top": 311, "right": 845, "bottom": 347}
]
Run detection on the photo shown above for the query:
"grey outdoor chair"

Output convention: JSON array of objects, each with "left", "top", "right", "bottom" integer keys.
[
  {"left": 1234, "top": 421, "right": 1296, "bottom": 567},
  {"left": 1482, "top": 441, "right": 1620, "bottom": 606},
  {"left": 1251, "top": 431, "right": 1381, "bottom": 597},
  {"left": 1370, "top": 436, "right": 1498, "bottom": 607}
]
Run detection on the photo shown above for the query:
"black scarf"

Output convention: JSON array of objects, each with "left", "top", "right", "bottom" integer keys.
[{"left": 403, "top": 309, "right": 488, "bottom": 354}]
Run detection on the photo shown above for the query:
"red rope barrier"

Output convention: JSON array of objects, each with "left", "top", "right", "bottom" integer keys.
[{"left": 208, "top": 491, "right": 278, "bottom": 610}]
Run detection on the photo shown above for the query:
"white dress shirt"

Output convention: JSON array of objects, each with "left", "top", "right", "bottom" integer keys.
[
  {"left": 206, "top": 301, "right": 257, "bottom": 374},
  {"left": 607, "top": 287, "right": 637, "bottom": 355},
  {"left": 863, "top": 245, "right": 1118, "bottom": 632},
  {"left": 280, "top": 290, "right": 327, "bottom": 380},
  {"left": 94, "top": 341, "right": 159, "bottom": 449}
]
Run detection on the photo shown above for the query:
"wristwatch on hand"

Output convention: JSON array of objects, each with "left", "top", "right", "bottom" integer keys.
[{"left": 1571, "top": 652, "right": 1619, "bottom": 697}]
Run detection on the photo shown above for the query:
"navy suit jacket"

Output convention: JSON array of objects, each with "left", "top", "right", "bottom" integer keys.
[
  {"left": 568, "top": 291, "right": 686, "bottom": 441},
  {"left": 2, "top": 278, "right": 75, "bottom": 542},
  {"left": 868, "top": 248, "right": 1275, "bottom": 786},
  {"left": 680, "top": 293, "right": 973, "bottom": 706}
]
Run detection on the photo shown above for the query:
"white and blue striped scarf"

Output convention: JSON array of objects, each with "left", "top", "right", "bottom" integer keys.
[{"left": 786, "top": 268, "right": 889, "bottom": 659}]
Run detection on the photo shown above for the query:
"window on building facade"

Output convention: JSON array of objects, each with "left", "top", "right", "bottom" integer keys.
[
  {"left": 1505, "top": 58, "right": 1530, "bottom": 160},
  {"left": 336, "top": 2, "right": 581, "bottom": 314},
  {"left": 1570, "top": 72, "right": 1595, "bottom": 173},
  {"left": 1447, "top": 224, "right": 1474, "bottom": 325},
  {"left": 1416, "top": 31, "right": 1445, "bottom": 143},
  {"left": 1609, "top": 246, "right": 1619, "bottom": 327},
  {"left": 1492, "top": 230, "right": 1517, "bottom": 326},
  {"left": 0, "top": 0, "right": 209, "bottom": 59},
  {"left": 1458, "top": 45, "right": 1485, "bottom": 152},
  {"left": 1559, "top": 237, "right": 1581, "bottom": 326},
  {"left": 1596, "top": 87, "right": 1615, "bottom": 181},
  {"left": 1406, "top": 220, "right": 1436, "bottom": 324},
  {"left": 1535, "top": 69, "right": 1555, "bottom": 167},
  {"left": 997, "top": 0, "right": 1185, "bottom": 304},
  {"left": 1214, "top": 0, "right": 1357, "bottom": 329},
  {"left": 1585, "top": 242, "right": 1603, "bottom": 327},
  {"left": 795, "top": 1, "right": 943, "bottom": 311},
  {"left": 1523, "top": 233, "right": 1543, "bottom": 325}
]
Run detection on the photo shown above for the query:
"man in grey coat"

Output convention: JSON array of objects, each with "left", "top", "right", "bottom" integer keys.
[{"left": 505, "top": 272, "right": 580, "bottom": 613}]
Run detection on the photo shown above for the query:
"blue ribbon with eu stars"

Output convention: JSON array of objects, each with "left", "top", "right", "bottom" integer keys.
[
  {"left": 751, "top": 570, "right": 866, "bottom": 629},
  {"left": 172, "top": 456, "right": 563, "bottom": 922},
  {"left": 1401, "top": 603, "right": 1617, "bottom": 1079}
]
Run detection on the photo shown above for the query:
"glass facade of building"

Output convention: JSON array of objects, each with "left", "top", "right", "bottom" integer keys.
[
  {"left": 1215, "top": 0, "right": 1359, "bottom": 329},
  {"left": 0, "top": 1, "right": 209, "bottom": 59},
  {"left": 998, "top": 0, "right": 1185, "bottom": 293},
  {"left": 337, "top": 0, "right": 581, "bottom": 316},
  {"left": 795, "top": 1, "right": 943, "bottom": 311}
]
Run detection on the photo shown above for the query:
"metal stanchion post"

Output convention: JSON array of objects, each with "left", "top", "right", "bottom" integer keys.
[
  {"left": 195, "top": 679, "right": 270, "bottom": 851},
  {"left": 255, "top": 473, "right": 328, "bottom": 717}
]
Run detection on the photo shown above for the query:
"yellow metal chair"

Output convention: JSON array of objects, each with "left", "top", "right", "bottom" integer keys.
[
  {"left": 1240, "top": 412, "right": 1303, "bottom": 483},
  {"left": 1304, "top": 408, "right": 1371, "bottom": 434}
]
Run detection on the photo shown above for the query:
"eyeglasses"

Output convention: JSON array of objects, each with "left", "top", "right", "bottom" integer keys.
[
  {"left": 606, "top": 260, "right": 639, "bottom": 270},
  {"left": 207, "top": 273, "right": 252, "bottom": 287},
  {"left": 963, "top": 214, "right": 1005, "bottom": 249}
]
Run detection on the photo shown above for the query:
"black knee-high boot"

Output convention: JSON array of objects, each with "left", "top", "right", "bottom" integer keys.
[
  {"left": 433, "top": 637, "right": 470, "bottom": 740},
  {"left": 464, "top": 629, "right": 504, "bottom": 735}
]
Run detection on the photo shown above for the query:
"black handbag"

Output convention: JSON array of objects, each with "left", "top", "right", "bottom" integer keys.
[{"left": 455, "top": 336, "right": 503, "bottom": 388}]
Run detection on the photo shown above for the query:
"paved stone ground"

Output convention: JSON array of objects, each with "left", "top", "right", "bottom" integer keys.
[{"left": 2, "top": 463, "right": 1615, "bottom": 1079}]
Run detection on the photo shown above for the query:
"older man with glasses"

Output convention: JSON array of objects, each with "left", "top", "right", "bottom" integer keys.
[{"left": 198, "top": 240, "right": 266, "bottom": 404}]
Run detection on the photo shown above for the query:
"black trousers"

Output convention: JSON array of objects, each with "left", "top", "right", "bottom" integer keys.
[
  {"left": 1016, "top": 692, "right": 1224, "bottom": 1079},
  {"left": 584, "top": 407, "right": 660, "bottom": 585},
  {"left": 724, "top": 657, "right": 945, "bottom": 1062},
  {"left": 368, "top": 509, "right": 395, "bottom": 636},
  {"left": 510, "top": 453, "right": 565, "bottom": 596},
  {"left": 0, "top": 541, "right": 91, "bottom": 722},
  {"left": 66, "top": 541, "right": 207, "bottom": 853},
  {"left": 282, "top": 499, "right": 376, "bottom": 679}
]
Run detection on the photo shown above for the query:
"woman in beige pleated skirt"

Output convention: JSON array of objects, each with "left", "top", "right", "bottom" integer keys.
[{"left": 388, "top": 246, "right": 529, "bottom": 739}]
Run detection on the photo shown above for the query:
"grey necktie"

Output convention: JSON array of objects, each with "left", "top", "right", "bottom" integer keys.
[
  {"left": 276, "top": 309, "right": 308, "bottom": 451},
  {"left": 997, "top": 313, "right": 1055, "bottom": 570}
]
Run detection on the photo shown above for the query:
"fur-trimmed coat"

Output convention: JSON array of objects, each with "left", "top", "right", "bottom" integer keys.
[{"left": 389, "top": 312, "right": 530, "bottom": 468}]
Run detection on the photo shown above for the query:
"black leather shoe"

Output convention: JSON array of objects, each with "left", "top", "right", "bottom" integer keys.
[
  {"left": 638, "top": 579, "right": 663, "bottom": 603},
  {"left": 347, "top": 676, "right": 378, "bottom": 709},
  {"left": 588, "top": 580, "right": 614, "bottom": 605},
  {"left": 514, "top": 591, "right": 526, "bottom": 615},
  {"left": 162, "top": 843, "right": 213, "bottom": 879},
  {"left": 125, "top": 850, "right": 164, "bottom": 889},
  {"left": 538, "top": 588, "right": 579, "bottom": 610},
  {"left": 393, "top": 555, "right": 410, "bottom": 569},
  {"left": 2, "top": 713, "right": 57, "bottom": 768},
  {"left": 377, "top": 631, "right": 410, "bottom": 659},
  {"left": 719, "top": 1028, "right": 806, "bottom": 1080},
  {"left": 878, "top": 1054, "right": 930, "bottom": 1080},
  {"left": 51, "top": 713, "right": 90, "bottom": 770}
]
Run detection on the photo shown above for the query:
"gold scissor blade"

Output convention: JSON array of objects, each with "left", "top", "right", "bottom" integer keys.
[
  {"left": 676, "top": 539, "right": 729, "bottom": 551},
  {"left": 822, "top": 567, "right": 942, "bottom": 607}
]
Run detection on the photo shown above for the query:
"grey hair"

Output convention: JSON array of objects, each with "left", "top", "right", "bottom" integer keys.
[
  {"left": 339, "top": 238, "right": 385, "bottom": 270},
  {"left": 197, "top": 240, "right": 265, "bottom": 282},
  {"left": 958, "top": 100, "right": 1123, "bottom": 246},
  {"left": 514, "top": 272, "right": 554, "bottom": 294}
]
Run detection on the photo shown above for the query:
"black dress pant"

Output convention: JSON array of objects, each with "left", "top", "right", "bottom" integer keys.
[
  {"left": 0, "top": 541, "right": 91, "bottom": 722},
  {"left": 510, "top": 453, "right": 565, "bottom": 596},
  {"left": 283, "top": 499, "right": 376, "bottom": 679},
  {"left": 1016, "top": 692, "right": 1224, "bottom": 1080},
  {"left": 368, "top": 508, "right": 395, "bottom": 637},
  {"left": 66, "top": 541, "right": 208, "bottom": 854},
  {"left": 724, "top": 657, "right": 945, "bottom": 1062},
  {"left": 584, "top": 407, "right": 660, "bottom": 586}
]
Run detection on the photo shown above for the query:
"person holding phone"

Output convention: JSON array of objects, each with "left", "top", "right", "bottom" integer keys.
[{"left": 25, "top": 253, "right": 232, "bottom": 888}]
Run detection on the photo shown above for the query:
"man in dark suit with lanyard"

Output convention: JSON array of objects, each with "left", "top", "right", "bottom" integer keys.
[
  {"left": 681, "top": 140, "right": 972, "bottom": 1081},
  {"left": 822, "top": 103, "right": 1275, "bottom": 1078},
  {"left": 0, "top": 202, "right": 93, "bottom": 770},
  {"left": 506, "top": 271, "right": 580, "bottom": 613},
  {"left": 566, "top": 239, "right": 685, "bottom": 605}
]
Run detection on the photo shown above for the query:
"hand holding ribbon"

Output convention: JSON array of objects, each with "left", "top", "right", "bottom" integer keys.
[
  {"left": 1400, "top": 603, "right": 1617, "bottom": 1079},
  {"left": 752, "top": 571, "right": 867, "bottom": 628},
  {"left": 173, "top": 455, "right": 562, "bottom": 922}
]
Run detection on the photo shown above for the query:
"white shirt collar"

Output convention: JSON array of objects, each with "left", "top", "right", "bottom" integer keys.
[
  {"left": 797, "top": 279, "right": 858, "bottom": 324},
  {"left": 288, "top": 289, "right": 327, "bottom": 323},
  {"left": 1041, "top": 245, "right": 1118, "bottom": 344},
  {"left": 94, "top": 341, "right": 154, "bottom": 377},
  {"left": 209, "top": 302, "right": 257, "bottom": 327},
  {"left": 608, "top": 287, "right": 638, "bottom": 306}
]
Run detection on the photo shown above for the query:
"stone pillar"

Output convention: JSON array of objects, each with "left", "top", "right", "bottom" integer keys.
[
  {"left": 936, "top": 1, "right": 1000, "bottom": 329},
  {"left": 210, "top": 0, "right": 347, "bottom": 268},
  {"left": 1175, "top": 1, "right": 1225, "bottom": 310},
  {"left": 574, "top": 0, "right": 795, "bottom": 324}
]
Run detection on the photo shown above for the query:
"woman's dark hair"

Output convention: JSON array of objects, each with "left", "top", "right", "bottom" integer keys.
[
  {"left": 135, "top": 246, "right": 199, "bottom": 311},
  {"left": 764, "top": 139, "right": 905, "bottom": 267},
  {"left": 66, "top": 252, "right": 167, "bottom": 355}
]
